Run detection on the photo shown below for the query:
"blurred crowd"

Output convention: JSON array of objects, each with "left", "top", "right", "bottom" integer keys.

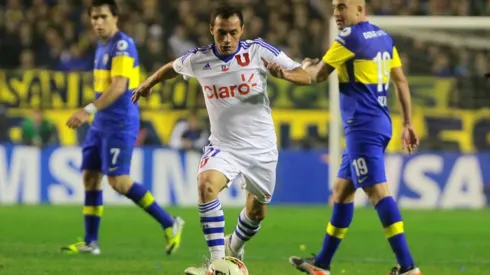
[
  {"left": 0, "top": 0, "right": 489, "bottom": 148},
  {"left": 1, "top": 0, "right": 488, "bottom": 76}
]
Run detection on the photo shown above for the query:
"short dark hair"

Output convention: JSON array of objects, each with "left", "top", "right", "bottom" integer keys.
[
  {"left": 210, "top": 5, "right": 244, "bottom": 27},
  {"left": 88, "top": 0, "right": 119, "bottom": 17}
]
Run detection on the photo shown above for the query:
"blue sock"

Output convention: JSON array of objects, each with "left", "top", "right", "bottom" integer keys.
[
  {"left": 125, "top": 182, "right": 174, "bottom": 229},
  {"left": 375, "top": 196, "right": 415, "bottom": 270},
  {"left": 199, "top": 199, "right": 225, "bottom": 260},
  {"left": 315, "top": 202, "right": 354, "bottom": 269},
  {"left": 83, "top": 190, "right": 103, "bottom": 244}
]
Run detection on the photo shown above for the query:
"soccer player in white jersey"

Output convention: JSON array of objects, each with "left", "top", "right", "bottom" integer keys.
[{"left": 132, "top": 5, "right": 311, "bottom": 275}]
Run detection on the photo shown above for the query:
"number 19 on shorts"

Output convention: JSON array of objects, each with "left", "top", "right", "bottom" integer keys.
[{"left": 352, "top": 157, "right": 368, "bottom": 177}]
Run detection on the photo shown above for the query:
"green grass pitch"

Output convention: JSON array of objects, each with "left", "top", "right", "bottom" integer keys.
[{"left": 0, "top": 206, "right": 489, "bottom": 274}]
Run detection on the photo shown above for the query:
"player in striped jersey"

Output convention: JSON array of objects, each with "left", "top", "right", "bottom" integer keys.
[
  {"left": 132, "top": 5, "right": 311, "bottom": 275},
  {"left": 288, "top": 1, "right": 421, "bottom": 275}
]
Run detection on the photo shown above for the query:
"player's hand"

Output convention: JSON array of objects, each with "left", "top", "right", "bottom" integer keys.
[
  {"left": 301, "top": 57, "right": 319, "bottom": 69},
  {"left": 262, "top": 58, "right": 285, "bottom": 79},
  {"left": 66, "top": 109, "right": 90, "bottom": 129},
  {"left": 132, "top": 81, "right": 152, "bottom": 103},
  {"left": 401, "top": 124, "right": 419, "bottom": 154}
]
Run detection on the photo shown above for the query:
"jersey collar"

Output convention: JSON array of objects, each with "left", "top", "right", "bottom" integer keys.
[{"left": 212, "top": 42, "right": 242, "bottom": 63}]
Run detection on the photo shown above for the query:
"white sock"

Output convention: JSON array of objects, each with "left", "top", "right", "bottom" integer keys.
[
  {"left": 230, "top": 208, "right": 261, "bottom": 253},
  {"left": 199, "top": 199, "right": 225, "bottom": 260}
]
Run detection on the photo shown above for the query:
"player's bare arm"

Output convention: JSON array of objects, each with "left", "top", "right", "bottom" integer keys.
[
  {"left": 391, "top": 67, "right": 412, "bottom": 126},
  {"left": 93, "top": 76, "right": 128, "bottom": 110},
  {"left": 262, "top": 58, "right": 311, "bottom": 85},
  {"left": 301, "top": 58, "right": 334, "bottom": 83},
  {"left": 391, "top": 66, "right": 419, "bottom": 153},
  {"left": 131, "top": 61, "right": 179, "bottom": 103}
]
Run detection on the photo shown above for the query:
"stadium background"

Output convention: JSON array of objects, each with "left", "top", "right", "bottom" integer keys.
[
  {"left": 1, "top": 0, "right": 489, "bottom": 207},
  {"left": 1, "top": 0, "right": 490, "bottom": 275}
]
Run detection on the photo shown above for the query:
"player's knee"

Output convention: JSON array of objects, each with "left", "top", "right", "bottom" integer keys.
[
  {"left": 331, "top": 178, "right": 356, "bottom": 203},
  {"left": 107, "top": 175, "right": 132, "bottom": 194},
  {"left": 82, "top": 170, "right": 103, "bottom": 190},
  {"left": 363, "top": 182, "right": 390, "bottom": 205},
  {"left": 197, "top": 171, "right": 228, "bottom": 203}
]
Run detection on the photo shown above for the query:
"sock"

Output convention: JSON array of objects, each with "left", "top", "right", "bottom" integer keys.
[
  {"left": 230, "top": 208, "right": 261, "bottom": 254},
  {"left": 199, "top": 199, "right": 225, "bottom": 260},
  {"left": 83, "top": 190, "right": 103, "bottom": 245},
  {"left": 375, "top": 196, "right": 415, "bottom": 270},
  {"left": 126, "top": 182, "right": 174, "bottom": 229},
  {"left": 315, "top": 202, "right": 354, "bottom": 269}
]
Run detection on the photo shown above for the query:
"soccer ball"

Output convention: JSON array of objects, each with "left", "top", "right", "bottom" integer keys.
[{"left": 206, "top": 256, "right": 249, "bottom": 275}]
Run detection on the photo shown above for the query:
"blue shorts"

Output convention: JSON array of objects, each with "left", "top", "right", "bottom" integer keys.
[
  {"left": 337, "top": 131, "right": 390, "bottom": 188},
  {"left": 80, "top": 128, "right": 136, "bottom": 176}
]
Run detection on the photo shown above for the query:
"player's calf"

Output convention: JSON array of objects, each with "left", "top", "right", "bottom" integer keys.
[
  {"left": 197, "top": 170, "right": 229, "bottom": 260},
  {"left": 82, "top": 170, "right": 103, "bottom": 246},
  {"left": 310, "top": 178, "right": 355, "bottom": 270},
  {"left": 363, "top": 183, "right": 417, "bottom": 273},
  {"left": 228, "top": 193, "right": 265, "bottom": 259},
  {"left": 108, "top": 175, "right": 179, "bottom": 245}
]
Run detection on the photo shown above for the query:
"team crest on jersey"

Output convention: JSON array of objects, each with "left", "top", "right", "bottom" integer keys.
[
  {"left": 235, "top": 53, "right": 250, "bottom": 67},
  {"left": 103, "top": 54, "right": 109, "bottom": 65},
  {"left": 340, "top": 27, "right": 352, "bottom": 37},
  {"left": 117, "top": 40, "right": 128, "bottom": 50},
  {"left": 221, "top": 64, "right": 229, "bottom": 71}
]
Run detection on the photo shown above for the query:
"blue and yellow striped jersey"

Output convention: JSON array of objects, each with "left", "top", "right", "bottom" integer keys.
[
  {"left": 323, "top": 21, "right": 402, "bottom": 137},
  {"left": 92, "top": 31, "right": 140, "bottom": 133}
]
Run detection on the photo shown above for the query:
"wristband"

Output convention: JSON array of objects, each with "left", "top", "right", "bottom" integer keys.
[{"left": 84, "top": 103, "right": 97, "bottom": 114}]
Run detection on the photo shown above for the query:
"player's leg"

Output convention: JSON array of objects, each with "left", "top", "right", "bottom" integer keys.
[
  {"left": 363, "top": 183, "right": 420, "bottom": 275},
  {"left": 349, "top": 133, "right": 419, "bottom": 275},
  {"left": 103, "top": 132, "right": 184, "bottom": 255},
  {"left": 289, "top": 152, "right": 356, "bottom": 275},
  {"left": 60, "top": 129, "right": 103, "bottom": 255},
  {"left": 226, "top": 192, "right": 266, "bottom": 260},
  {"left": 185, "top": 146, "right": 240, "bottom": 275},
  {"left": 82, "top": 170, "right": 104, "bottom": 247},
  {"left": 226, "top": 151, "right": 277, "bottom": 260}
]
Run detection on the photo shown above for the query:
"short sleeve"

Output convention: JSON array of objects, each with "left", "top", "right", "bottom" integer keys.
[
  {"left": 173, "top": 49, "right": 196, "bottom": 78},
  {"left": 110, "top": 39, "right": 136, "bottom": 78},
  {"left": 391, "top": 46, "right": 402, "bottom": 68},
  {"left": 255, "top": 38, "right": 301, "bottom": 71},
  {"left": 322, "top": 27, "right": 357, "bottom": 68},
  {"left": 322, "top": 41, "right": 355, "bottom": 69}
]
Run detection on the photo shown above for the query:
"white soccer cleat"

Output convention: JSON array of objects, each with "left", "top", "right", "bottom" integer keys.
[
  {"left": 184, "top": 266, "right": 208, "bottom": 275},
  {"left": 225, "top": 234, "right": 245, "bottom": 261},
  {"left": 388, "top": 265, "right": 422, "bottom": 275}
]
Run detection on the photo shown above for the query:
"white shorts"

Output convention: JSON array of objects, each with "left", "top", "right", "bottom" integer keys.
[{"left": 197, "top": 144, "right": 278, "bottom": 203}]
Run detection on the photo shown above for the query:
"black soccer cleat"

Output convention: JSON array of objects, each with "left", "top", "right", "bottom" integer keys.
[{"left": 289, "top": 255, "right": 330, "bottom": 275}]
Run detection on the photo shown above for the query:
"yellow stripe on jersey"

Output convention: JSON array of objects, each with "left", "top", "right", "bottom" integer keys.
[
  {"left": 391, "top": 46, "right": 402, "bottom": 68},
  {"left": 351, "top": 48, "right": 400, "bottom": 84},
  {"left": 111, "top": 56, "right": 139, "bottom": 90},
  {"left": 322, "top": 41, "right": 355, "bottom": 69},
  {"left": 353, "top": 59, "right": 389, "bottom": 84},
  {"left": 322, "top": 41, "right": 355, "bottom": 83},
  {"left": 93, "top": 69, "right": 111, "bottom": 92},
  {"left": 111, "top": 55, "right": 134, "bottom": 77}
]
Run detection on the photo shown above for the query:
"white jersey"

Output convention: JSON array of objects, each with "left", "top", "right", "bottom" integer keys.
[{"left": 172, "top": 38, "right": 301, "bottom": 153}]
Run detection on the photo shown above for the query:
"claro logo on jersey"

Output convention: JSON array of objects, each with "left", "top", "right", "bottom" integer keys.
[{"left": 204, "top": 73, "right": 257, "bottom": 99}]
